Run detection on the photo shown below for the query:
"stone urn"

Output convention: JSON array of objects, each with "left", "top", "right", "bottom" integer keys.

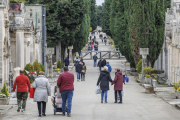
[
  {"left": 0, "top": 97, "right": 10, "bottom": 105},
  {"left": 175, "top": 91, "right": 180, "bottom": 99},
  {"left": 145, "top": 77, "right": 152, "bottom": 84}
]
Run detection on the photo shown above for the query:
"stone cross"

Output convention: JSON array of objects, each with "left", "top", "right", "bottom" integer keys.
[
  {"left": 46, "top": 48, "right": 54, "bottom": 78},
  {"left": 68, "top": 45, "right": 73, "bottom": 66},
  {"left": 140, "top": 48, "right": 149, "bottom": 75}
]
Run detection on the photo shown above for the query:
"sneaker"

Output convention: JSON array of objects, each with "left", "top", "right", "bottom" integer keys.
[
  {"left": 67, "top": 114, "right": 71, "bottom": 117},
  {"left": 42, "top": 114, "right": 46, "bottom": 116},
  {"left": 21, "top": 109, "right": 25, "bottom": 112},
  {"left": 17, "top": 107, "right": 21, "bottom": 112},
  {"left": 114, "top": 101, "right": 117, "bottom": 103},
  {"left": 105, "top": 101, "right": 108, "bottom": 103},
  {"left": 101, "top": 100, "right": 103, "bottom": 103},
  {"left": 62, "top": 113, "right": 66, "bottom": 116}
]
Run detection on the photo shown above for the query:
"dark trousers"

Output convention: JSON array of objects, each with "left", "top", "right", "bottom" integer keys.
[
  {"left": 115, "top": 91, "right": 122, "bottom": 102},
  {"left": 37, "top": 101, "right": 46, "bottom": 115}
]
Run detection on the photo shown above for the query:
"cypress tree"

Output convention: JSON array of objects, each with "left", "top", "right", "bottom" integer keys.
[
  {"left": 90, "top": 0, "right": 97, "bottom": 30},
  {"left": 96, "top": 5, "right": 103, "bottom": 27},
  {"left": 102, "top": 0, "right": 111, "bottom": 36}
]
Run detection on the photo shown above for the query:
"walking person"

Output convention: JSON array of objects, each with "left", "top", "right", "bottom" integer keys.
[
  {"left": 120, "top": 64, "right": 127, "bottom": 83},
  {"left": 99, "top": 30, "right": 100, "bottom": 34},
  {"left": 13, "top": 70, "right": 31, "bottom": 112},
  {"left": 76, "top": 61, "right": 82, "bottom": 81},
  {"left": 97, "top": 59, "right": 102, "bottom": 72},
  {"left": 94, "top": 44, "right": 98, "bottom": 54},
  {"left": 97, "top": 66, "right": 112, "bottom": 103},
  {"left": 57, "top": 67, "right": 74, "bottom": 117},
  {"left": 90, "top": 36, "right": 92, "bottom": 40},
  {"left": 105, "top": 62, "right": 112, "bottom": 74},
  {"left": 104, "top": 38, "right": 107, "bottom": 45},
  {"left": 94, "top": 36, "right": 96, "bottom": 41},
  {"left": 111, "top": 69, "right": 124, "bottom": 104},
  {"left": 81, "top": 62, "right": 87, "bottom": 81},
  {"left": 93, "top": 54, "right": 98, "bottom": 67},
  {"left": 78, "top": 50, "right": 82, "bottom": 58},
  {"left": 102, "top": 58, "right": 106, "bottom": 67},
  {"left": 32, "top": 71, "right": 51, "bottom": 117},
  {"left": 64, "top": 57, "right": 69, "bottom": 67},
  {"left": 80, "top": 57, "right": 83, "bottom": 62}
]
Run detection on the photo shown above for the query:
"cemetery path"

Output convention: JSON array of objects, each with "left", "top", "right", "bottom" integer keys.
[{"left": 2, "top": 32, "right": 180, "bottom": 120}]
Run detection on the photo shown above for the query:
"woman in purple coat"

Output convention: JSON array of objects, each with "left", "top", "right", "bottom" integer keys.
[{"left": 111, "top": 68, "right": 124, "bottom": 104}]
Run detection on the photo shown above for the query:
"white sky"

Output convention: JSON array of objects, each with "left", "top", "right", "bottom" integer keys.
[{"left": 96, "top": 0, "right": 104, "bottom": 6}]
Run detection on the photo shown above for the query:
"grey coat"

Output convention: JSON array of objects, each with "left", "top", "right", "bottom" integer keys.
[{"left": 32, "top": 75, "right": 51, "bottom": 102}]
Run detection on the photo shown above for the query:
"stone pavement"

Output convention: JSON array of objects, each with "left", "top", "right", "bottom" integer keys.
[{"left": 1, "top": 33, "right": 180, "bottom": 120}]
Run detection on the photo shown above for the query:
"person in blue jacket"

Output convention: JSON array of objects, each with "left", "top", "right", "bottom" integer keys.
[
  {"left": 105, "top": 62, "right": 112, "bottom": 74},
  {"left": 64, "top": 57, "right": 69, "bottom": 67}
]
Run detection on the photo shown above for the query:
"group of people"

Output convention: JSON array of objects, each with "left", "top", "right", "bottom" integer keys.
[
  {"left": 74, "top": 57, "right": 87, "bottom": 82},
  {"left": 13, "top": 66, "right": 74, "bottom": 117},
  {"left": 97, "top": 64, "right": 127, "bottom": 104}
]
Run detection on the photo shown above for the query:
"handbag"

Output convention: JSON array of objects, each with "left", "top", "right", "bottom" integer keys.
[
  {"left": 125, "top": 76, "right": 129, "bottom": 83},
  {"left": 29, "top": 88, "right": 35, "bottom": 98},
  {"left": 121, "top": 91, "right": 125, "bottom": 96}
]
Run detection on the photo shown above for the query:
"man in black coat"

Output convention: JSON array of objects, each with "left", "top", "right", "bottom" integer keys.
[
  {"left": 76, "top": 62, "right": 82, "bottom": 82},
  {"left": 97, "top": 59, "right": 102, "bottom": 71},
  {"left": 97, "top": 66, "right": 112, "bottom": 103}
]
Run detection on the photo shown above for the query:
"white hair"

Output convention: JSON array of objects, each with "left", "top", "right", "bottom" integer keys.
[{"left": 103, "top": 66, "right": 108, "bottom": 71}]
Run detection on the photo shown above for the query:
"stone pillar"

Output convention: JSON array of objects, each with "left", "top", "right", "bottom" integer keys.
[
  {"left": 56, "top": 42, "right": 61, "bottom": 62},
  {"left": 26, "top": 40, "right": 30, "bottom": 64},
  {"left": 68, "top": 45, "right": 73, "bottom": 66},
  {"left": 30, "top": 34, "right": 34, "bottom": 64},
  {"left": 0, "top": 6, "right": 5, "bottom": 88},
  {"left": 24, "top": 41, "right": 27, "bottom": 66},
  {"left": 140, "top": 48, "right": 149, "bottom": 81},
  {"left": 16, "top": 30, "right": 24, "bottom": 69},
  {"left": 13, "top": 67, "right": 20, "bottom": 80},
  {"left": 65, "top": 47, "right": 68, "bottom": 58}
]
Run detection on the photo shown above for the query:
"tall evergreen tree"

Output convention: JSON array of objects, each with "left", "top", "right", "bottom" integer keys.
[
  {"left": 96, "top": 5, "right": 103, "bottom": 27},
  {"left": 90, "top": 0, "right": 97, "bottom": 30},
  {"left": 102, "top": 0, "right": 111, "bottom": 36}
]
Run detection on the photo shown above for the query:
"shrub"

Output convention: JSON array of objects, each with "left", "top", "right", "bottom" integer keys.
[
  {"left": 137, "top": 59, "right": 142, "bottom": 74},
  {"left": 1, "top": 83, "right": 10, "bottom": 97},
  {"left": 33, "top": 61, "right": 42, "bottom": 76},
  {"left": 57, "top": 60, "right": 62, "bottom": 69},
  {"left": 90, "top": 27, "right": 92, "bottom": 32},
  {"left": 39, "top": 63, "right": 45, "bottom": 72},
  {"left": 130, "top": 61, "right": 136, "bottom": 68},
  {"left": 174, "top": 80, "right": 180, "bottom": 91},
  {"left": 146, "top": 75, "right": 151, "bottom": 77},
  {"left": 143, "top": 67, "right": 156, "bottom": 75},
  {"left": 24, "top": 63, "right": 34, "bottom": 83}
]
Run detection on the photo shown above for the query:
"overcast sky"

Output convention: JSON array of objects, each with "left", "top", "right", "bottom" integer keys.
[{"left": 96, "top": 0, "right": 104, "bottom": 6}]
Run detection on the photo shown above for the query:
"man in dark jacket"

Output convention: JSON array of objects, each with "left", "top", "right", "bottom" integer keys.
[
  {"left": 97, "top": 59, "right": 102, "bottom": 71},
  {"left": 76, "top": 61, "right": 82, "bottom": 81},
  {"left": 57, "top": 67, "right": 74, "bottom": 117},
  {"left": 13, "top": 70, "right": 31, "bottom": 112},
  {"left": 93, "top": 54, "right": 98, "bottom": 67},
  {"left": 97, "top": 66, "right": 112, "bottom": 103},
  {"left": 102, "top": 58, "right": 106, "bottom": 67},
  {"left": 90, "top": 36, "right": 92, "bottom": 40},
  {"left": 64, "top": 57, "right": 69, "bottom": 67}
]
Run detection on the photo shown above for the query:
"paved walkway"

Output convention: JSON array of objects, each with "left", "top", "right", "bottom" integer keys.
[{"left": 2, "top": 33, "right": 180, "bottom": 120}]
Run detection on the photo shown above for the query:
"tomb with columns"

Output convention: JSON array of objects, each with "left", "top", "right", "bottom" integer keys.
[{"left": 165, "top": 0, "right": 180, "bottom": 84}]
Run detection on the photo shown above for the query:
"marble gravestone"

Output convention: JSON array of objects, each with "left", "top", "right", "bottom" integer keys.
[
  {"left": 68, "top": 45, "right": 73, "bottom": 66},
  {"left": 46, "top": 48, "right": 54, "bottom": 78}
]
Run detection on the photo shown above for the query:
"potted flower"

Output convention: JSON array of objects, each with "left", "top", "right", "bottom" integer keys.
[
  {"left": 137, "top": 59, "right": 142, "bottom": 80},
  {"left": 143, "top": 67, "right": 156, "bottom": 84},
  {"left": 0, "top": 83, "right": 10, "bottom": 105},
  {"left": 57, "top": 68, "right": 61, "bottom": 74},
  {"left": 174, "top": 80, "right": 180, "bottom": 99}
]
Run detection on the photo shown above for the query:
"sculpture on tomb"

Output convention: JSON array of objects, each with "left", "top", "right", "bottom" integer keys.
[{"left": 46, "top": 48, "right": 54, "bottom": 78}]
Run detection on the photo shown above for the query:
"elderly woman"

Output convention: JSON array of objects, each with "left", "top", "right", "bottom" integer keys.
[
  {"left": 32, "top": 71, "right": 51, "bottom": 117},
  {"left": 111, "top": 68, "right": 124, "bottom": 104},
  {"left": 97, "top": 66, "right": 112, "bottom": 103}
]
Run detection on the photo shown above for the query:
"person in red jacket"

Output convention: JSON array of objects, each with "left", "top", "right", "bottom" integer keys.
[
  {"left": 111, "top": 68, "right": 124, "bottom": 104},
  {"left": 13, "top": 70, "right": 31, "bottom": 112},
  {"left": 57, "top": 67, "right": 74, "bottom": 117}
]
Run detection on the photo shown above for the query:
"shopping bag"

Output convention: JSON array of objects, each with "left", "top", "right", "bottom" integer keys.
[
  {"left": 29, "top": 88, "right": 35, "bottom": 98},
  {"left": 97, "top": 67, "right": 99, "bottom": 70},
  {"left": 11, "top": 92, "right": 16, "bottom": 98},
  {"left": 121, "top": 91, "right": 125, "bottom": 96},
  {"left": 56, "top": 98, "right": 62, "bottom": 104},
  {"left": 125, "top": 76, "right": 129, "bottom": 83},
  {"left": 96, "top": 86, "right": 101, "bottom": 94}
]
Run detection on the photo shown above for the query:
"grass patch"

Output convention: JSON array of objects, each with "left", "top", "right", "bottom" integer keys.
[{"left": 130, "top": 73, "right": 134, "bottom": 76}]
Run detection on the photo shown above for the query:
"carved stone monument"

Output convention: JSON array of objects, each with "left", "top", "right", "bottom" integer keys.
[
  {"left": 46, "top": 48, "right": 54, "bottom": 78},
  {"left": 68, "top": 45, "right": 73, "bottom": 66}
]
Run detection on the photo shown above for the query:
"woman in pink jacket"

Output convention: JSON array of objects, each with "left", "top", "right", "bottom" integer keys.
[{"left": 111, "top": 68, "right": 124, "bottom": 104}]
